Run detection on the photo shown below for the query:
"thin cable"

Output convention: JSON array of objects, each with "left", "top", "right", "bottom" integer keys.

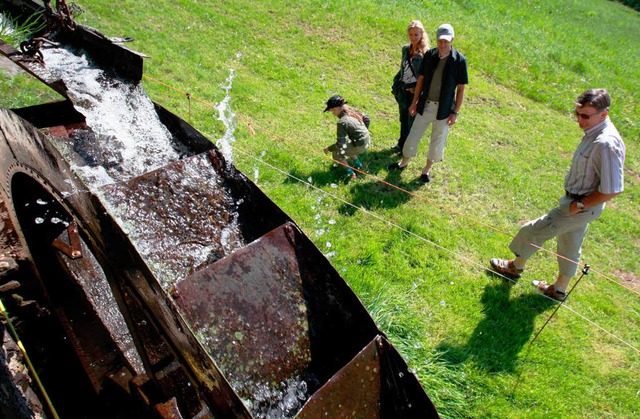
[
  {"left": 141, "top": 74, "right": 640, "bottom": 364},
  {"left": 510, "top": 266, "right": 593, "bottom": 399},
  {"left": 561, "top": 300, "right": 639, "bottom": 354},
  {"left": 238, "top": 117, "right": 640, "bottom": 298},
  {"left": 237, "top": 117, "right": 640, "bottom": 298},
  {"left": 140, "top": 74, "right": 640, "bottom": 298},
  {"left": 235, "top": 146, "right": 485, "bottom": 270},
  {"left": 529, "top": 265, "right": 590, "bottom": 347}
]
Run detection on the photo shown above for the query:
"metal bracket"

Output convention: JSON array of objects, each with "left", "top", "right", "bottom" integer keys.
[{"left": 52, "top": 221, "right": 82, "bottom": 259}]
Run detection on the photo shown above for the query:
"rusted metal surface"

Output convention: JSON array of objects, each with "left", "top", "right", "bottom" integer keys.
[
  {"left": 378, "top": 338, "right": 440, "bottom": 418},
  {"left": 1, "top": 0, "right": 144, "bottom": 83},
  {"left": 51, "top": 220, "right": 82, "bottom": 259},
  {"left": 297, "top": 337, "right": 382, "bottom": 418},
  {"left": 10, "top": 100, "right": 86, "bottom": 130},
  {"left": 0, "top": 197, "right": 22, "bottom": 259},
  {"left": 97, "top": 150, "right": 291, "bottom": 288},
  {"left": 98, "top": 152, "right": 249, "bottom": 287},
  {"left": 174, "top": 221, "right": 384, "bottom": 393},
  {"left": 0, "top": 107, "right": 252, "bottom": 418},
  {"left": 297, "top": 335, "right": 440, "bottom": 418},
  {"left": 175, "top": 222, "right": 314, "bottom": 398},
  {"left": 53, "top": 232, "right": 144, "bottom": 375},
  {"left": 0, "top": 39, "right": 70, "bottom": 98},
  {"left": 0, "top": 324, "right": 46, "bottom": 419},
  {"left": 173, "top": 222, "right": 440, "bottom": 418},
  {"left": 155, "top": 397, "right": 184, "bottom": 419}
]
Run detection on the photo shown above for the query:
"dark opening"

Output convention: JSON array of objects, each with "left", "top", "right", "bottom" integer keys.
[{"left": 9, "top": 173, "right": 152, "bottom": 418}]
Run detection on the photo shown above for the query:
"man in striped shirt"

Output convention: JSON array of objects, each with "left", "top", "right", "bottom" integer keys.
[{"left": 490, "top": 88, "right": 626, "bottom": 301}]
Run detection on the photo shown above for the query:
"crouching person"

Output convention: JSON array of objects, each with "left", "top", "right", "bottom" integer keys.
[{"left": 323, "top": 95, "right": 371, "bottom": 179}]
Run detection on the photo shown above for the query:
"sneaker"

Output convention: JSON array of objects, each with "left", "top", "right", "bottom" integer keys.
[
  {"left": 419, "top": 173, "right": 430, "bottom": 184},
  {"left": 387, "top": 162, "right": 406, "bottom": 171},
  {"left": 532, "top": 280, "right": 567, "bottom": 301},
  {"left": 345, "top": 168, "right": 357, "bottom": 181},
  {"left": 489, "top": 258, "right": 523, "bottom": 279}
]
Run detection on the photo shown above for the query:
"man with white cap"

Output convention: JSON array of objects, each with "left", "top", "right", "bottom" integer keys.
[{"left": 388, "top": 23, "right": 468, "bottom": 184}]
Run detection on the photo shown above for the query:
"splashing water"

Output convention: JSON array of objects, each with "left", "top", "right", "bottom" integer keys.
[
  {"left": 41, "top": 46, "right": 181, "bottom": 187},
  {"left": 216, "top": 69, "right": 236, "bottom": 163},
  {"left": 39, "top": 45, "right": 246, "bottom": 286},
  {"left": 245, "top": 378, "right": 309, "bottom": 418},
  {"left": 30, "top": 43, "right": 318, "bottom": 418}
]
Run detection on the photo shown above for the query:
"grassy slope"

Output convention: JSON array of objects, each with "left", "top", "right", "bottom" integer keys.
[{"left": 2, "top": 0, "right": 639, "bottom": 417}]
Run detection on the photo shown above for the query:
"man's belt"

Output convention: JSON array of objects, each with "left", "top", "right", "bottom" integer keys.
[{"left": 565, "top": 191, "right": 587, "bottom": 201}]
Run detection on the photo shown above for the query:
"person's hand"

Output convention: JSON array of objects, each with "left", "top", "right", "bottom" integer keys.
[
  {"left": 323, "top": 147, "right": 330, "bottom": 154},
  {"left": 447, "top": 113, "right": 458, "bottom": 126},
  {"left": 568, "top": 201, "right": 582, "bottom": 215},
  {"left": 409, "top": 103, "right": 417, "bottom": 117}
]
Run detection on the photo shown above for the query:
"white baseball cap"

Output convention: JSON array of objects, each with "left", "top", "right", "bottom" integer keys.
[{"left": 436, "top": 24, "right": 454, "bottom": 41}]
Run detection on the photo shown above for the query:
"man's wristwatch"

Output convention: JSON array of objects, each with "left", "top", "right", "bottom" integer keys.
[{"left": 575, "top": 200, "right": 585, "bottom": 210}]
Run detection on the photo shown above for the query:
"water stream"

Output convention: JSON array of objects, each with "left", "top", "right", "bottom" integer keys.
[
  {"left": 40, "top": 45, "right": 246, "bottom": 285},
  {"left": 35, "top": 44, "right": 307, "bottom": 417},
  {"left": 41, "top": 47, "right": 183, "bottom": 186}
]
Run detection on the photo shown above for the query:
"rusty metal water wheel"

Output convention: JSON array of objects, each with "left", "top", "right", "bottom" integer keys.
[
  {"left": 7, "top": 168, "right": 149, "bottom": 417},
  {"left": 0, "top": 109, "right": 249, "bottom": 418}
]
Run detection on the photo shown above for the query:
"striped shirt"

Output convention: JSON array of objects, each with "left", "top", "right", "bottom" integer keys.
[
  {"left": 401, "top": 60, "right": 417, "bottom": 84},
  {"left": 564, "top": 117, "right": 625, "bottom": 196}
]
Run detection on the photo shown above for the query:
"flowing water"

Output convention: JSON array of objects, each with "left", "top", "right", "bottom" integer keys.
[
  {"left": 42, "top": 47, "right": 183, "bottom": 186},
  {"left": 36, "top": 44, "right": 308, "bottom": 417},
  {"left": 40, "top": 45, "right": 246, "bottom": 286}
]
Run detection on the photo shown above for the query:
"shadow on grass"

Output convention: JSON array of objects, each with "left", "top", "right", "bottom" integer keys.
[
  {"left": 284, "top": 166, "right": 351, "bottom": 187},
  {"left": 341, "top": 147, "right": 430, "bottom": 214},
  {"left": 358, "top": 147, "right": 402, "bottom": 177},
  {"left": 337, "top": 174, "right": 424, "bottom": 215},
  {"left": 436, "top": 279, "right": 556, "bottom": 374},
  {"left": 283, "top": 146, "right": 428, "bottom": 214}
]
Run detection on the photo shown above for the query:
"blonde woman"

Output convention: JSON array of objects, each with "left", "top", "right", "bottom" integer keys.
[{"left": 391, "top": 20, "right": 430, "bottom": 152}]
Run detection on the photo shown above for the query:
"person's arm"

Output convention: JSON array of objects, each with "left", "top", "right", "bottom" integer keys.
[
  {"left": 325, "top": 120, "right": 348, "bottom": 153},
  {"left": 447, "top": 84, "right": 465, "bottom": 126},
  {"left": 334, "top": 120, "right": 349, "bottom": 148},
  {"left": 408, "top": 75, "right": 424, "bottom": 117},
  {"left": 569, "top": 191, "right": 621, "bottom": 215}
]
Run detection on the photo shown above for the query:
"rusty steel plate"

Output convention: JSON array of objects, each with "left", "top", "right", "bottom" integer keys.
[
  {"left": 99, "top": 152, "right": 249, "bottom": 288},
  {"left": 174, "top": 222, "right": 312, "bottom": 400},
  {"left": 297, "top": 337, "right": 381, "bottom": 418}
]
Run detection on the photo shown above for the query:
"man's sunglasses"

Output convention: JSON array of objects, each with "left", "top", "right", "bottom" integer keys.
[{"left": 574, "top": 110, "right": 603, "bottom": 120}]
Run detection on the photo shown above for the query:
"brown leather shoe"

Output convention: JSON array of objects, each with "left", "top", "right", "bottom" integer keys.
[
  {"left": 490, "top": 258, "right": 523, "bottom": 279},
  {"left": 532, "top": 280, "right": 567, "bottom": 301}
]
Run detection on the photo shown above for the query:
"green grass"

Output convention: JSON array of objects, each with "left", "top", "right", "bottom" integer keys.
[
  {"left": 0, "top": 12, "right": 60, "bottom": 106},
  {"left": 2, "top": 0, "right": 639, "bottom": 417}
]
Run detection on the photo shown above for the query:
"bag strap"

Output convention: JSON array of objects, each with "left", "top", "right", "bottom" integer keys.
[
  {"left": 406, "top": 47, "right": 419, "bottom": 79},
  {"left": 402, "top": 45, "right": 419, "bottom": 80}
]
